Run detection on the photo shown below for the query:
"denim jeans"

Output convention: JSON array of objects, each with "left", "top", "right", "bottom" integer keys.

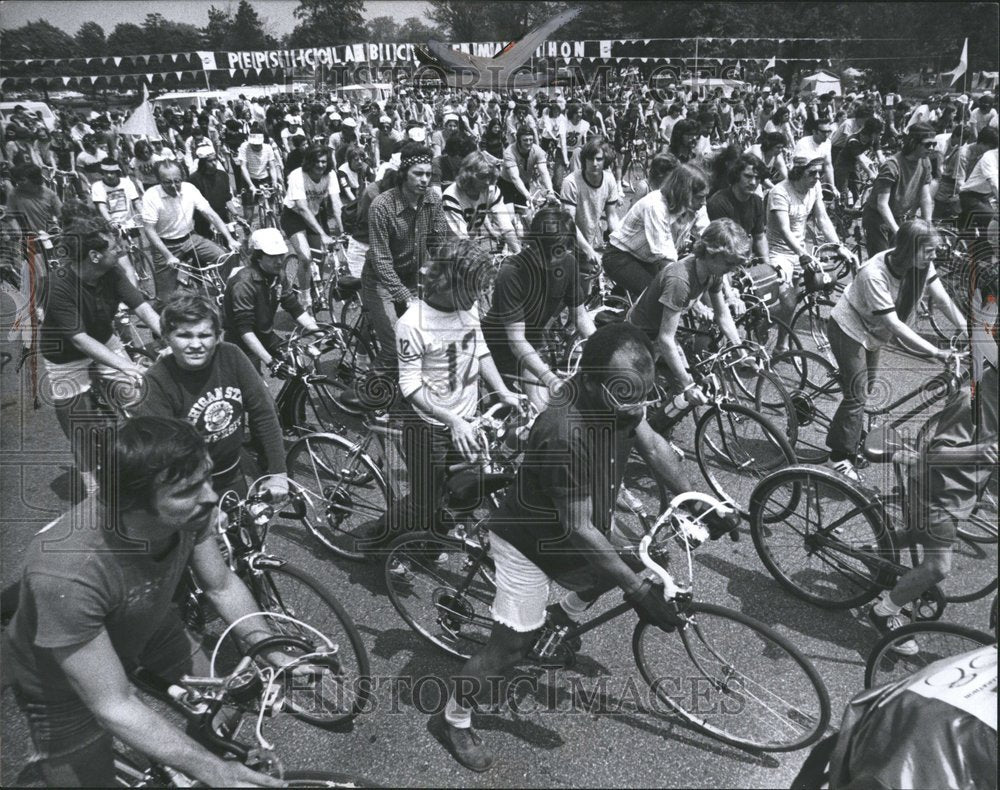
[
  {"left": 825, "top": 320, "right": 881, "bottom": 462},
  {"left": 602, "top": 245, "right": 659, "bottom": 301}
]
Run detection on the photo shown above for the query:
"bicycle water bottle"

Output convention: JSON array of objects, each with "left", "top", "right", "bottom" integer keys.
[{"left": 662, "top": 391, "right": 689, "bottom": 420}]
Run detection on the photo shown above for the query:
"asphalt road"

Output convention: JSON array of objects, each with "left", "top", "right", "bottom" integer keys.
[{"left": 1, "top": 308, "right": 996, "bottom": 788}]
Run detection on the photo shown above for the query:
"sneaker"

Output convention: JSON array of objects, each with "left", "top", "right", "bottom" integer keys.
[
  {"left": 829, "top": 458, "right": 861, "bottom": 483},
  {"left": 387, "top": 558, "right": 413, "bottom": 580},
  {"left": 430, "top": 712, "right": 494, "bottom": 772},
  {"left": 867, "top": 607, "right": 919, "bottom": 656}
]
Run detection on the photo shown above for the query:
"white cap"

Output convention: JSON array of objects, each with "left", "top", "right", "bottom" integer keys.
[
  {"left": 956, "top": 94, "right": 970, "bottom": 105},
  {"left": 443, "top": 112, "right": 460, "bottom": 124},
  {"left": 249, "top": 228, "right": 288, "bottom": 256},
  {"left": 195, "top": 144, "right": 215, "bottom": 159},
  {"left": 325, "top": 105, "right": 338, "bottom": 114},
  {"left": 88, "top": 111, "right": 101, "bottom": 120},
  {"left": 287, "top": 114, "right": 302, "bottom": 125},
  {"left": 341, "top": 117, "right": 357, "bottom": 128},
  {"left": 407, "top": 126, "right": 426, "bottom": 142},
  {"left": 328, "top": 111, "right": 341, "bottom": 121},
  {"left": 379, "top": 114, "right": 392, "bottom": 124},
  {"left": 248, "top": 133, "right": 265, "bottom": 145}
]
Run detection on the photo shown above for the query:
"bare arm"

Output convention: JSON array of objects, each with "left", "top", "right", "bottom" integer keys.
[
  {"left": 711, "top": 288, "right": 741, "bottom": 346},
  {"left": 554, "top": 495, "right": 644, "bottom": 595}
]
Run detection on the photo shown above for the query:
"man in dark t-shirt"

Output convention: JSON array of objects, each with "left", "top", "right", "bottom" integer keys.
[
  {"left": 433, "top": 323, "right": 739, "bottom": 772},
  {"left": 480, "top": 213, "right": 596, "bottom": 410},
  {"left": 3, "top": 417, "right": 288, "bottom": 787}
]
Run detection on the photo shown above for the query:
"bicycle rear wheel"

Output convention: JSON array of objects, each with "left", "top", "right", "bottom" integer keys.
[
  {"left": 694, "top": 402, "right": 796, "bottom": 518},
  {"left": 632, "top": 602, "right": 831, "bottom": 752},
  {"left": 749, "top": 466, "right": 897, "bottom": 609},
  {"left": 790, "top": 298, "right": 835, "bottom": 357},
  {"left": 764, "top": 349, "right": 841, "bottom": 463},
  {"left": 285, "top": 433, "right": 386, "bottom": 562},
  {"left": 248, "top": 562, "right": 371, "bottom": 727},
  {"left": 314, "top": 322, "right": 377, "bottom": 415},
  {"left": 384, "top": 532, "right": 496, "bottom": 660},
  {"left": 864, "top": 621, "right": 994, "bottom": 689}
]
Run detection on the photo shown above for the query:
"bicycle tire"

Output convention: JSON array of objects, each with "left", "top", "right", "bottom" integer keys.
[
  {"left": 632, "top": 602, "right": 831, "bottom": 752},
  {"left": 282, "top": 770, "right": 382, "bottom": 787},
  {"left": 734, "top": 311, "right": 802, "bottom": 358},
  {"left": 694, "top": 401, "right": 797, "bottom": 519},
  {"left": 764, "top": 349, "right": 841, "bottom": 463},
  {"left": 790, "top": 298, "right": 835, "bottom": 357},
  {"left": 384, "top": 532, "right": 496, "bottom": 660},
  {"left": 248, "top": 562, "right": 371, "bottom": 726},
  {"left": 313, "top": 321, "right": 378, "bottom": 416},
  {"left": 864, "top": 621, "right": 994, "bottom": 689},
  {"left": 748, "top": 466, "right": 897, "bottom": 609},
  {"left": 722, "top": 366, "right": 798, "bottom": 446},
  {"left": 285, "top": 433, "right": 386, "bottom": 562}
]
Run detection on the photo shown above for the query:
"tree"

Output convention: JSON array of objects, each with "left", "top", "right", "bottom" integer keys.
[
  {"left": 0, "top": 19, "right": 76, "bottom": 59},
  {"left": 74, "top": 22, "right": 107, "bottom": 58},
  {"left": 232, "top": 0, "right": 272, "bottom": 49},
  {"left": 396, "top": 17, "right": 445, "bottom": 42},
  {"left": 366, "top": 16, "right": 400, "bottom": 42},
  {"left": 287, "top": 0, "right": 367, "bottom": 47},
  {"left": 107, "top": 22, "right": 147, "bottom": 55},
  {"left": 203, "top": 6, "right": 234, "bottom": 50},
  {"left": 142, "top": 12, "right": 203, "bottom": 53}
]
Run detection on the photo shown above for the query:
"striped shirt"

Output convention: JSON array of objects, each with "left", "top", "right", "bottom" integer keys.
[
  {"left": 363, "top": 186, "right": 447, "bottom": 303},
  {"left": 236, "top": 141, "right": 276, "bottom": 181},
  {"left": 441, "top": 183, "right": 513, "bottom": 240}
]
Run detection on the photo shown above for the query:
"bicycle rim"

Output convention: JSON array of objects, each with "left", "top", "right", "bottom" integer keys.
[
  {"left": 285, "top": 434, "right": 386, "bottom": 562},
  {"left": 695, "top": 403, "right": 796, "bottom": 518},
  {"left": 749, "top": 467, "right": 895, "bottom": 608},
  {"left": 724, "top": 367, "right": 798, "bottom": 447},
  {"left": 632, "top": 603, "right": 830, "bottom": 752},
  {"left": 384, "top": 533, "right": 495, "bottom": 660},
  {"left": 791, "top": 301, "right": 833, "bottom": 357},
  {"left": 282, "top": 770, "right": 381, "bottom": 787},
  {"left": 864, "top": 621, "right": 994, "bottom": 689},
  {"left": 250, "top": 563, "right": 371, "bottom": 726}
]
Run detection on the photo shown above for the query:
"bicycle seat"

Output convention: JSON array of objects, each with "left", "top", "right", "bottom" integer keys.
[
  {"left": 863, "top": 424, "right": 914, "bottom": 464},
  {"left": 331, "top": 275, "right": 361, "bottom": 299},
  {"left": 445, "top": 470, "right": 514, "bottom": 510}
]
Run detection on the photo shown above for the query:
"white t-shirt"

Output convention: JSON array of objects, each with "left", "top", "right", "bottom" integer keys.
[
  {"left": 236, "top": 141, "right": 276, "bottom": 181},
  {"left": 560, "top": 170, "right": 622, "bottom": 251},
  {"left": 563, "top": 119, "right": 590, "bottom": 151},
  {"left": 831, "top": 251, "right": 939, "bottom": 349},
  {"left": 961, "top": 148, "right": 999, "bottom": 201},
  {"left": 141, "top": 182, "right": 212, "bottom": 239},
  {"left": 283, "top": 167, "right": 340, "bottom": 216},
  {"left": 91, "top": 177, "right": 140, "bottom": 223},
  {"left": 766, "top": 179, "right": 823, "bottom": 256},
  {"left": 609, "top": 189, "right": 677, "bottom": 264},
  {"left": 541, "top": 113, "right": 565, "bottom": 142},
  {"left": 793, "top": 135, "right": 832, "bottom": 167},
  {"left": 395, "top": 302, "right": 489, "bottom": 426}
]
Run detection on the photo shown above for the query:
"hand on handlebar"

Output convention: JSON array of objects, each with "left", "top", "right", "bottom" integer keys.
[
  {"left": 892, "top": 448, "right": 921, "bottom": 467},
  {"left": 205, "top": 760, "right": 285, "bottom": 788},
  {"left": 625, "top": 578, "right": 682, "bottom": 633},
  {"left": 446, "top": 416, "right": 483, "bottom": 462},
  {"left": 267, "top": 359, "right": 296, "bottom": 380},
  {"left": 683, "top": 385, "right": 710, "bottom": 407}
]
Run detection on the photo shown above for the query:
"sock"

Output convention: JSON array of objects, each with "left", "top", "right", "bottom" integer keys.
[
  {"left": 559, "top": 593, "right": 589, "bottom": 622},
  {"left": 873, "top": 594, "right": 903, "bottom": 616},
  {"left": 444, "top": 693, "right": 472, "bottom": 729}
]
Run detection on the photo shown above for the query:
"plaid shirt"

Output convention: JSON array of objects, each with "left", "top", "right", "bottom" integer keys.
[{"left": 363, "top": 186, "right": 447, "bottom": 303}]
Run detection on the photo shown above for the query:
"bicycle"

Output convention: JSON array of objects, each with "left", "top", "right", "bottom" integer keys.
[
  {"left": 114, "top": 629, "right": 379, "bottom": 786},
  {"left": 747, "top": 425, "right": 998, "bottom": 619},
  {"left": 788, "top": 243, "right": 858, "bottom": 357},
  {"left": 863, "top": 617, "right": 995, "bottom": 690},
  {"left": 173, "top": 477, "right": 372, "bottom": 727},
  {"left": 174, "top": 247, "right": 242, "bottom": 307},
  {"left": 384, "top": 490, "right": 831, "bottom": 752},
  {"left": 253, "top": 184, "right": 282, "bottom": 230},
  {"left": 112, "top": 219, "right": 156, "bottom": 299},
  {"left": 284, "top": 401, "right": 526, "bottom": 562}
]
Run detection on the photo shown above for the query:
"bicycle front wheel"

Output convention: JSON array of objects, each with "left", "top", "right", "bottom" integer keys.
[
  {"left": 864, "top": 621, "right": 994, "bottom": 689},
  {"left": 249, "top": 561, "right": 371, "bottom": 727},
  {"left": 749, "top": 466, "right": 897, "bottom": 609},
  {"left": 694, "top": 402, "right": 796, "bottom": 518},
  {"left": 384, "top": 532, "right": 496, "bottom": 660},
  {"left": 285, "top": 433, "right": 386, "bottom": 562},
  {"left": 632, "top": 602, "right": 831, "bottom": 752}
]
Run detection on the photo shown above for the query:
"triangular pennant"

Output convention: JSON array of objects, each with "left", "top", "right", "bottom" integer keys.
[
  {"left": 113, "top": 56, "right": 122, "bottom": 67},
  {"left": 62, "top": 76, "right": 71, "bottom": 85},
  {"left": 229, "top": 69, "right": 237, "bottom": 77},
  {"left": 146, "top": 73, "right": 155, "bottom": 82},
  {"left": 176, "top": 71, "right": 184, "bottom": 80}
]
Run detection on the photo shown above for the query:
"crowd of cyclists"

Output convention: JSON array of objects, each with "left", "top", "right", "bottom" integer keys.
[{"left": 0, "top": 66, "right": 997, "bottom": 784}]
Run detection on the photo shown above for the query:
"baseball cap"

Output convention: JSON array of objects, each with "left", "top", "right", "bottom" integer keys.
[
  {"left": 406, "top": 126, "right": 427, "bottom": 142},
  {"left": 249, "top": 228, "right": 288, "bottom": 256},
  {"left": 341, "top": 117, "right": 357, "bottom": 128},
  {"left": 325, "top": 105, "right": 338, "bottom": 114},
  {"left": 443, "top": 112, "right": 460, "bottom": 124},
  {"left": 248, "top": 133, "right": 265, "bottom": 144},
  {"left": 379, "top": 114, "right": 392, "bottom": 124},
  {"left": 195, "top": 144, "right": 216, "bottom": 159},
  {"left": 328, "top": 111, "right": 341, "bottom": 121}
]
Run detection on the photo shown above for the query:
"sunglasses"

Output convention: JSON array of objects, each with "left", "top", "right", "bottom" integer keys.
[
  {"left": 921, "top": 140, "right": 937, "bottom": 149},
  {"left": 602, "top": 382, "right": 660, "bottom": 410},
  {"left": 805, "top": 169, "right": 824, "bottom": 177}
]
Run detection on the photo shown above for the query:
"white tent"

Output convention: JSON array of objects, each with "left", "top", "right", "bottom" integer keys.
[
  {"left": 118, "top": 88, "right": 161, "bottom": 140},
  {"left": 799, "top": 71, "right": 842, "bottom": 96},
  {"left": 680, "top": 77, "right": 747, "bottom": 98}
]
